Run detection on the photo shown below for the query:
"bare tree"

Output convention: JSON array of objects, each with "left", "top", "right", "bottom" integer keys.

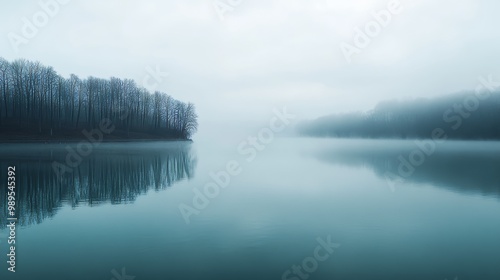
[{"left": 0, "top": 57, "right": 198, "bottom": 140}]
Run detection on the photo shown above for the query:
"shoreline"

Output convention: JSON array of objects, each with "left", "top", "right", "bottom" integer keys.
[{"left": 0, "top": 138, "right": 193, "bottom": 144}]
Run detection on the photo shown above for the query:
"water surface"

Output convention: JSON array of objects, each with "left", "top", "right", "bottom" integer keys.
[{"left": 0, "top": 138, "right": 499, "bottom": 280}]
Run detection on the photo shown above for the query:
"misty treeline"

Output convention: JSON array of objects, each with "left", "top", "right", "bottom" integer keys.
[
  {"left": 0, "top": 57, "right": 198, "bottom": 140},
  {"left": 298, "top": 91, "right": 500, "bottom": 140}
]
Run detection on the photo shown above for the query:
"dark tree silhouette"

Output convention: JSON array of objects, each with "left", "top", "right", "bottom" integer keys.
[
  {"left": 298, "top": 91, "right": 500, "bottom": 140},
  {"left": 0, "top": 57, "right": 198, "bottom": 141}
]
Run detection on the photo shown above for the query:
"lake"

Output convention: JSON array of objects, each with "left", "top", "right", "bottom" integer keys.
[{"left": 1, "top": 138, "right": 499, "bottom": 280}]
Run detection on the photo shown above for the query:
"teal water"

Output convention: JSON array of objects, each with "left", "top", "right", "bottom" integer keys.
[{"left": 0, "top": 138, "right": 499, "bottom": 280}]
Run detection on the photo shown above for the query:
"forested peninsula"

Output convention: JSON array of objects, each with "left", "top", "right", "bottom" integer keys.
[
  {"left": 0, "top": 57, "right": 198, "bottom": 142},
  {"left": 298, "top": 90, "right": 500, "bottom": 140}
]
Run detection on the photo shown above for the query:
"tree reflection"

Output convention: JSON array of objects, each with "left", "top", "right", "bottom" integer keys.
[
  {"left": 312, "top": 140, "right": 500, "bottom": 198},
  {"left": 0, "top": 142, "right": 197, "bottom": 226}
]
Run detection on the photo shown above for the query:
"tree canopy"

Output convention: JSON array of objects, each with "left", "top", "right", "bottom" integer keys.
[
  {"left": 0, "top": 57, "right": 198, "bottom": 141},
  {"left": 298, "top": 91, "right": 500, "bottom": 140}
]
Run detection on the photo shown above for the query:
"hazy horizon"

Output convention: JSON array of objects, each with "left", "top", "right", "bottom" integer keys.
[{"left": 2, "top": 0, "right": 500, "bottom": 132}]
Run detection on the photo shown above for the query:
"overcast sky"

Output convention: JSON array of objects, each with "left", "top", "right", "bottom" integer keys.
[{"left": 2, "top": 0, "right": 500, "bottom": 135}]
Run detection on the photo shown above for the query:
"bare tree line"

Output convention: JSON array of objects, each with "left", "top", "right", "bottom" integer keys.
[
  {"left": 0, "top": 57, "right": 198, "bottom": 140},
  {"left": 298, "top": 91, "right": 500, "bottom": 140}
]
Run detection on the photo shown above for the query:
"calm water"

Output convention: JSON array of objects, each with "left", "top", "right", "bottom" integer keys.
[{"left": 1, "top": 138, "right": 500, "bottom": 280}]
